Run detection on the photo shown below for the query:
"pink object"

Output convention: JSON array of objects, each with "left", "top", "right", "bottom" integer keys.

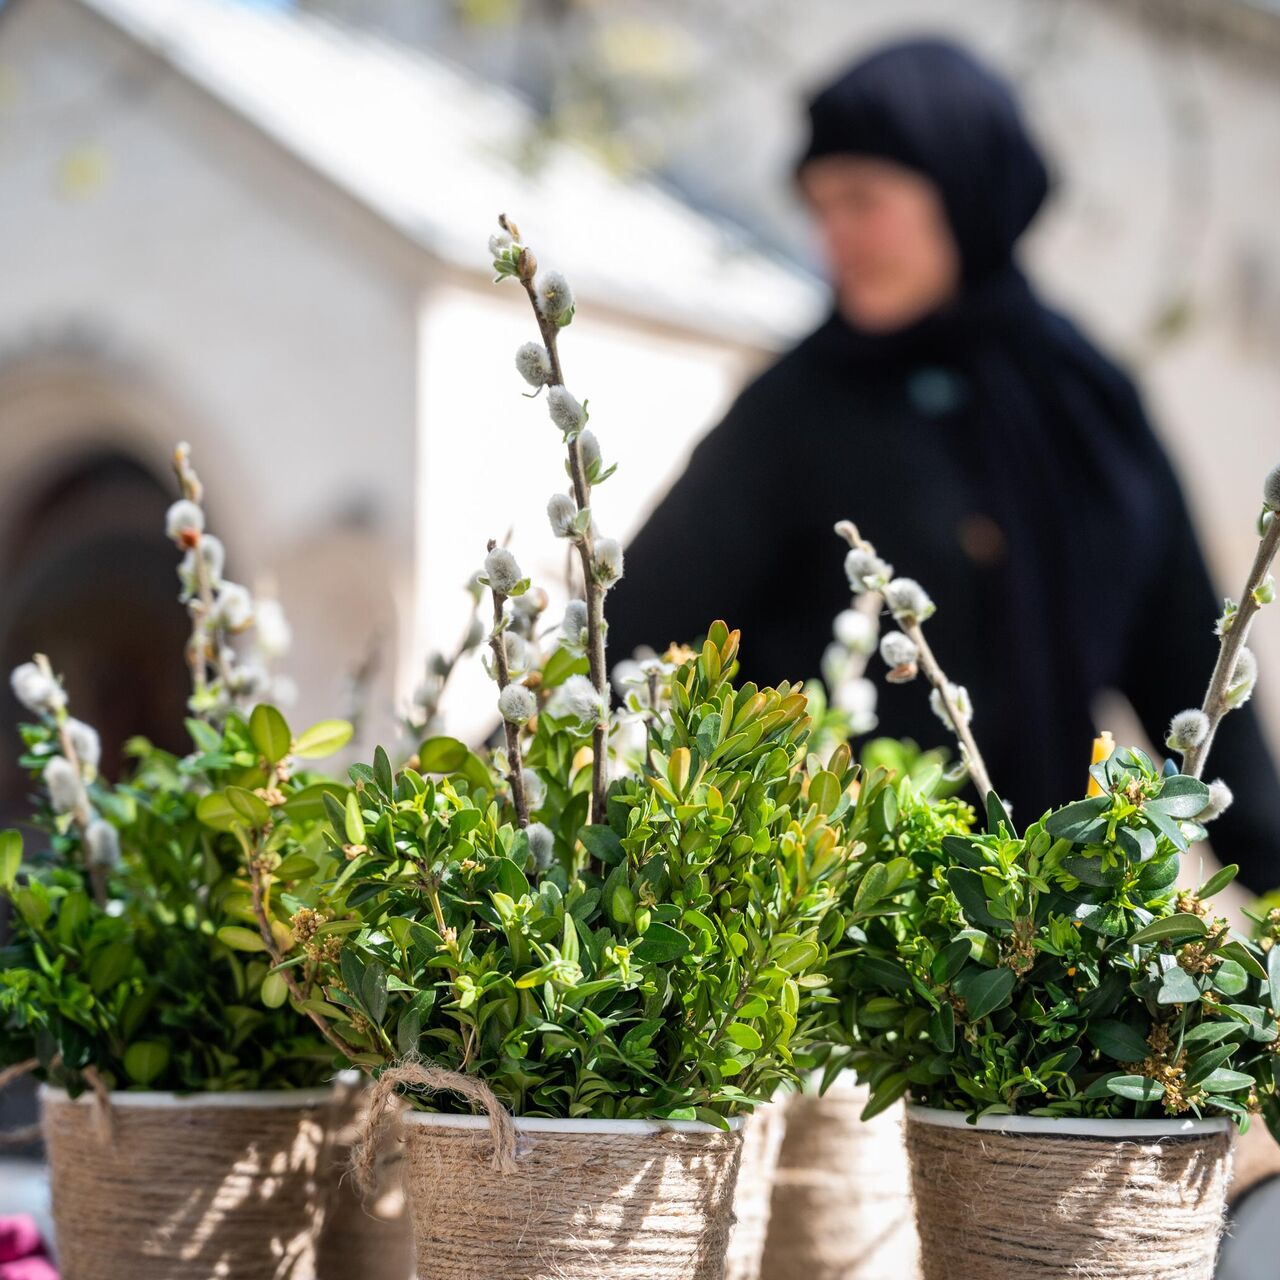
[
  {"left": 0, "top": 1260, "right": 57, "bottom": 1280},
  {"left": 0, "top": 1220, "right": 43, "bottom": 1266}
]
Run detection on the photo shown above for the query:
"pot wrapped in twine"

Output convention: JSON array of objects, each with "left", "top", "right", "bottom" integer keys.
[
  {"left": 42, "top": 1085, "right": 332, "bottom": 1280},
  {"left": 315, "top": 1074, "right": 414, "bottom": 1280},
  {"left": 356, "top": 1060, "right": 745, "bottom": 1280},
  {"left": 723, "top": 1098, "right": 788, "bottom": 1280},
  {"left": 904, "top": 1108, "right": 1234, "bottom": 1280},
  {"left": 760, "top": 1080, "right": 919, "bottom": 1280}
]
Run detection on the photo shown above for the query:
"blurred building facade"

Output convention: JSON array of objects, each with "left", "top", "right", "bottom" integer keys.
[{"left": 0, "top": 0, "right": 818, "bottom": 762}]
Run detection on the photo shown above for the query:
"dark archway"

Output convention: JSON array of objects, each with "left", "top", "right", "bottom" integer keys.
[{"left": 0, "top": 447, "right": 192, "bottom": 821}]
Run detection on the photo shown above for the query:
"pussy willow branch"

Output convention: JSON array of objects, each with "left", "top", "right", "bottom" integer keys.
[
  {"left": 486, "top": 543, "right": 529, "bottom": 828},
  {"left": 836, "top": 521, "right": 996, "bottom": 803},
  {"left": 35, "top": 654, "right": 107, "bottom": 907},
  {"left": 172, "top": 446, "right": 235, "bottom": 708},
  {"left": 509, "top": 225, "right": 609, "bottom": 824},
  {"left": 1182, "top": 514, "right": 1280, "bottom": 779}
]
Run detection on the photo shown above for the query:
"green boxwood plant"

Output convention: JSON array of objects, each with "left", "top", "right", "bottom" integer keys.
[{"left": 832, "top": 466, "right": 1280, "bottom": 1132}]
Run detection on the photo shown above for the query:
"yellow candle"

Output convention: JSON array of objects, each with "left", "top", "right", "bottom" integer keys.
[{"left": 1086, "top": 731, "right": 1115, "bottom": 797}]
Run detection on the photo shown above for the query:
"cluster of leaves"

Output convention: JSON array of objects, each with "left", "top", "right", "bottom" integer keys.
[
  {"left": 0, "top": 707, "right": 352, "bottom": 1093},
  {"left": 271, "top": 623, "right": 867, "bottom": 1122},
  {"left": 839, "top": 745, "right": 1280, "bottom": 1135}
]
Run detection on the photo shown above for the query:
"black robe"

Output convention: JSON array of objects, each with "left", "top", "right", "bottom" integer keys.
[{"left": 605, "top": 40, "right": 1280, "bottom": 891}]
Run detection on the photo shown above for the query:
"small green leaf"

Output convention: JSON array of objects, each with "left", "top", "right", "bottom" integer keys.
[
  {"left": 217, "top": 925, "right": 267, "bottom": 953},
  {"left": 249, "top": 704, "right": 292, "bottom": 764},
  {"left": 1127, "top": 914, "right": 1209, "bottom": 947},
  {"left": 1087, "top": 1019, "right": 1150, "bottom": 1063},
  {"left": 292, "top": 719, "right": 354, "bottom": 759},
  {"left": 634, "top": 922, "right": 689, "bottom": 964},
  {"left": 952, "top": 965, "right": 1016, "bottom": 1021},
  {"left": 344, "top": 791, "right": 366, "bottom": 845},
  {"left": 261, "top": 970, "right": 289, "bottom": 1008},
  {"left": 809, "top": 771, "right": 841, "bottom": 816},
  {"left": 1106, "top": 1075, "right": 1165, "bottom": 1102},
  {"left": 416, "top": 737, "right": 470, "bottom": 773},
  {"left": 1157, "top": 966, "right": 1201, "bottom": 1005},
  {"left": 1197, "top": 1068, "right": 1254, "bottom": 1093},
  {"left": 124, "top": 1041, "right": 170, "bottom": 1086},
  {"left": 725, "top": 1023, "right": 763, "bottom": 1052},
  {"left": 1198, "top": 864, "right": 1239, "bottom": 900},
  {"left": 0, "top": 830, "right": 22, "bottom": 892}
]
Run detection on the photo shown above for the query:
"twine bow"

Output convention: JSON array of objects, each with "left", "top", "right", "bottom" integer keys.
[{"left": 353, "top": 1058, "right": 518, "bottom": 1193}]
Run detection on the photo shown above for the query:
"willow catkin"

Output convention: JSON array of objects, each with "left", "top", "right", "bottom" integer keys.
[
  {"left": 357, "top": 1061, "right": 744, "bottom": 1280},
  {"left": 761, "top": 1080, "right": 919, "bottom": 1280},
  {"left": 904, "top": 1112, "right": 1233, "bottom": 1280},
  {"left": 43, "top": 1090, "right": 330, "bottom": 1280}
]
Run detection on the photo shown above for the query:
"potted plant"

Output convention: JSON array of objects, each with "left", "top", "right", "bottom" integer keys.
[
  {"left": 1, "top": 446, "right": 356, "bottom": 1279},
  {"left": 828, "top": 468, "right": 1280, "bottom": 1280},
  {"left": 229, "top": 218, "right": 866, "bottom": 1280}
]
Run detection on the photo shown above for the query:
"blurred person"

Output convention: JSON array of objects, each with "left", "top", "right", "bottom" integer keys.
[{"left": 606, "top": 38, "right": 1280, "bottom": 888}]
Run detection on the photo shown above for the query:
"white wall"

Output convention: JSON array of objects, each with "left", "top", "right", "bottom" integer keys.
[{"left": 0, "top": 0, "right": 421, "bottom": 747}]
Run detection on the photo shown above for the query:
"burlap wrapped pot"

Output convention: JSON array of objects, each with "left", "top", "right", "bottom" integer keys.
[
  {"left": 357, "top": 1062, "right": 745, "bottom": 1280},
  {"left": 42, "top": 1085, "right": 332, "bottom": 1280},
  {"left": 760, "top": 1077, "right": 919, "bottom": 1280},
  {"left": 723, "top": 1097, "right": 787, "bottom": 1280},
  {"left": 905, "top": 1106, "right": 1234, "bottom": 1280}
]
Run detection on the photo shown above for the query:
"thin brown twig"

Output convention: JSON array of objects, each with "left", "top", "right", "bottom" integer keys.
[
  {"left": 507, "top": 222, "right": 609, "bottom": 823},
  {"left": 486, "top": 543, "right": 530, "bottom": 828},
  {"left": 1182, "top": 515, "right": 1280, "bottom": 779}
]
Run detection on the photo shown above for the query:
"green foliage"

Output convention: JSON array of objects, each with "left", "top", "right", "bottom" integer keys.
[
  {"left": 0, "top": 709, "right": 352, "bottom": 1094},
  {"left": 302, "top": 623, "right": 866, "bottom": 1121},
  {"left": 838, "top": 744, "right": 1280, "bottom": 1135}
]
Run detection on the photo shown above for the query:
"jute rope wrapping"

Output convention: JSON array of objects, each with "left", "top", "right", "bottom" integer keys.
[
  {"left": 905, "top": 1111, "right": 1233, "bottom": 1280},
  {"left": 358, "top": 1061, "right": 745, "bottom": 1280},
  {"left": 760, "top": 1080, "right": 919, "bottom": 1280},
  {"left": 723, "top": 1099, "right": 787, "bottom": 1280},
  {"left": 42, "top": 1089, "right": 331, "bottom": 1280},
  {"left": 315, "top": 1077, "right": 413, "bottom": 1280}
]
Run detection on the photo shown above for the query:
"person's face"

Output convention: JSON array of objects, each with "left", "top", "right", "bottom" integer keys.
[{"left": 800, "top": 155, "right": 961, "bottom": 332}]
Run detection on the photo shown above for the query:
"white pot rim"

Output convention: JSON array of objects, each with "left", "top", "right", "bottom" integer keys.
[
  {"left": 401, "top": 1111, "right": 746, "bottom": 1136},
  {"left": 906, "top": 1103, "right": 1234, "bottom": 1139},
  {"left": 39, "top": 1085, "right": 334, "bottom": 1110}
]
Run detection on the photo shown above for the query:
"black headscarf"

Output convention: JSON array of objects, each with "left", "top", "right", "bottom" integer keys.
[{"left": 798, "top": 40, "right": 1166, "bottom": 811}]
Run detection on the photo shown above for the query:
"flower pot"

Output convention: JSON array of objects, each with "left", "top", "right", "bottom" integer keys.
[
  {"left": 760, "top": 1077, "right": 919, "bottom": 1280},
  {"left": 904, "top": 1105, "right": 1234, "bottom": 1280},
  {"left": 41, "top": 1086, "right": 333, "bottom": 1280},
  {"left": 397, "top": 1110, "right": 745, "bottom": 1280},
  {"left": 315, "top": 1074, "right": 414, "bottom": 1280},
  {"left": 723, "top": 1098, "right": 787, "bottom": 1280}
]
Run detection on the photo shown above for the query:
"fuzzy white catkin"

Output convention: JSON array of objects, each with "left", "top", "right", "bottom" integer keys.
[
  {"left": 212, "top": 582, "right": 254, "bottom": 631},
  {"left": 489, "top": 230, "right": 513, "bottom": 257},
  {"left": 1226, "top": 647, "right": 1258, "bottom": 709},
  {"left": 498, "top": 684, "right": 537, "bottom": 725},
  {"left": 503, "top": 633, "right": 532, "bottom": 677},
  {"left": 43, "top": 755, "right": 86, "bottom": 816},
  {"left": 537, "top": 271, "right": 574, "bottom": 321},
  {"left": 844, "top": 548, "right": 893, "bottom": 593},
  {"left": 84, "top": 817, "right": 120, "bottom": 869},
  {"left": 165, "top": 499, "right": 204, "bottom": 544},
  {"left": 484, "top": 548, "right": 524, "bottom": 596},
  {"left": 522, "top": 769, "right": 547, "bottom": 811},
  {"left": 561, "top": 600, "right": 589, "bottom": 644},
  {"left": 1166, "top": 708, "right": 1210, "bottom": 752},
  {"left": 548, "top": 386, "right": 586, "bottom": 435},
  {"left": 879, "top": 631, "right": 919, "bottom": 669},
  {"left": 929, "top": 682, "right": 973, "bottom": 731},
  {"left": 884, "top": 578, "right": 935, "bottom": 624},
  {"left": 10, "top": 662, "right": 65, "bottom": 715},
  {"left": 527, "top": 822, "right": 556, "bottom": 871},
  {"left": 254, "top": 599, "right": 292, "bottom": 659},
  {"left": 578, "top": 430, "right": 601, "bottom": 473},
  {"left": 515, "top": 342, "right": 553, "bottom": 388},
  {"left": 559, "top": 674, "right": 605, "bottom": 726},
  {"left": 594, "top": 538, "right": 625, "bottom": 588},
  {"left": 1198, "top": 779, "right": 1234, "bottom": 823},
  {"left": 834, "top": 676, "right": 878, "bottom": 734},
  {"left": 833, "top": 608, "right": 877, "bottom": 655},
  {"left": 65, "top": 718, "right": 101, "bottom": 770},
  {"left": 1263, "top": 463, "right": 1280, "bottom": 511},
  {"left": 547, "top": 493, "right": 578, "bottom": 539}
]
